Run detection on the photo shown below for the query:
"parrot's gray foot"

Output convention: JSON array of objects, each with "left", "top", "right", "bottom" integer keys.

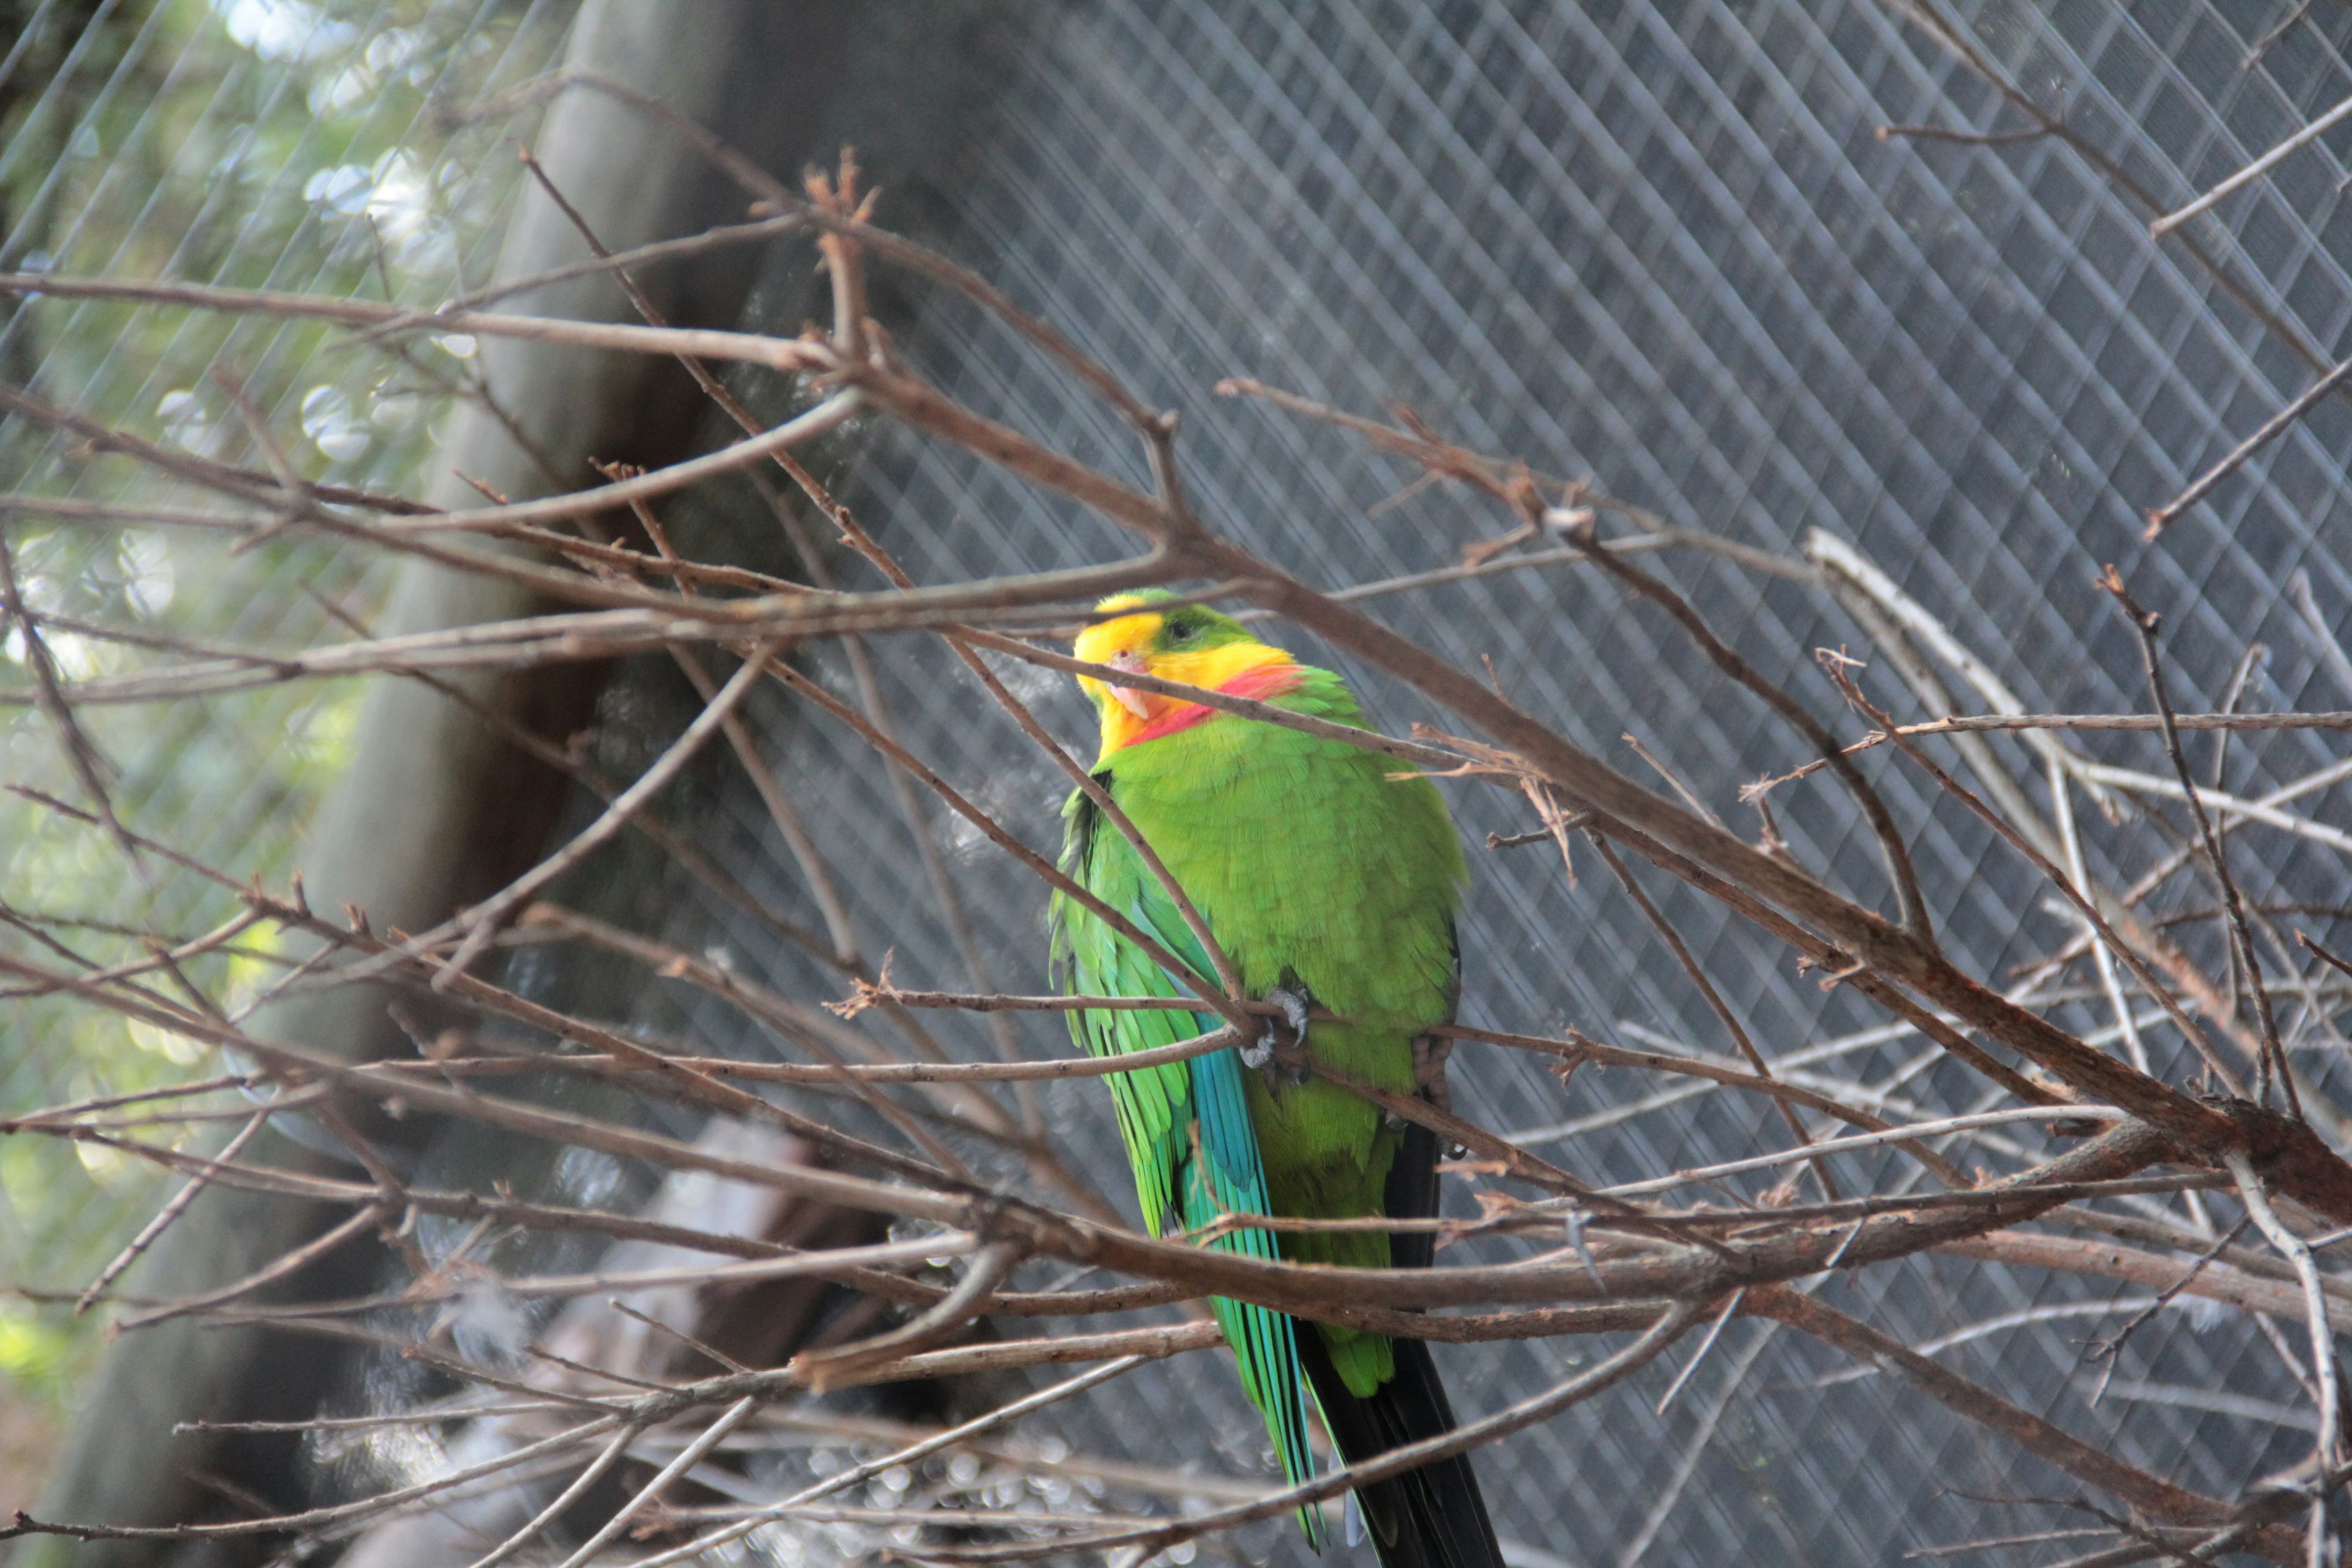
[
  {"left": 1271, "top": 986, "right": 1311, "bottom": 1047},
  {"left": 1246, "top": 985, "right": 1313, "bottom": 1077}
]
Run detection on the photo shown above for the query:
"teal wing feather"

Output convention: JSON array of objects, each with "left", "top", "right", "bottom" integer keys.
[{"left": 1051, "top": 785, "right": 1322, "bottom": 1545}]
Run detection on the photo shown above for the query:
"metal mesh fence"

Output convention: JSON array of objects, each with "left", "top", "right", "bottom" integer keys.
[
  {"left": 0, "top": 0, "right": 570, "bottom": 1408},
  {"left": 9, "top": 0, "right": 2352, "bottom": 1562},
  {"left": 582, "top": 1, "right": 2350, "bottom": 1561}
]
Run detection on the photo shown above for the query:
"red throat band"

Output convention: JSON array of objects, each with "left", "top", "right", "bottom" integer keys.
[{"left": 1127, "top": 661, "right": 1304, "bottom": 746}]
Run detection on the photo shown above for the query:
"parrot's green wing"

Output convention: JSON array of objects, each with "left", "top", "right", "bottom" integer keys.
[{"left": 1051, "top": 785, "right": 1322, "bottom": 1547}]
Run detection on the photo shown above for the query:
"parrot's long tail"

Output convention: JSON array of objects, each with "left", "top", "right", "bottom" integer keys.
[
  {"left": 1297, "top": 1114, "right": 1501, "bottom": 1568},
  {"left": 1297, "top": 1329, "right": 1503, "bottom": 1568}
]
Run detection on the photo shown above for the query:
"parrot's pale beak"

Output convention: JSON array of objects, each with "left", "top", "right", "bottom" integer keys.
[{"left": 1105, "top": 650, "right": 1152, "bottom": 718}]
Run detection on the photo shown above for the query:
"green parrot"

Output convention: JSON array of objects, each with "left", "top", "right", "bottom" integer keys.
[{"left": 1050, "top": 590, "right": 1500, "bottom": 1567}]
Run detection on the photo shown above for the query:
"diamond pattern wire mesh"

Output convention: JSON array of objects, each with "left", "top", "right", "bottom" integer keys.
[
  {"left": 0, "top": 0, "right": 570, "bottom": 1407},
  {"left": 562, "top": 0, "right": 2351, "bottom": 1560},
  {"left": 9, "top": 0, "right": 2352, "bottom": 1562}
]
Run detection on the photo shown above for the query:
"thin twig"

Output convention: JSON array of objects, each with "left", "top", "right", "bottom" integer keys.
[
  {"left": 75, "top": 1103, "right": 276, "bottom": 1314},
  {"left": 0, "top": 525, "right": 138, "bottom": 865},
  {"left": 2101, "top": 567, "right": 2294, "bottom": 1113},
  {"left": 1754, "top": 1287, "right": 2266, "bottom": 1543},
  {"left": 1565, "top": 514, "right": 1936, "bottom": 948},
  {"left": 618, "top": 1355, "right": 1159, "bottom": 1568},
  {"left": 428, "top": 640, "right": 780, "bottom": 985},
  {"left": 920, "top": 1302, "right": 1703, "bottom": 1562},
  {"left": 112, "top": 1205, "right": 387, "bottom": 1330},
  {"left": 461, "top": 1419, "right": 650, "bottom": 1568},
  {"left": 549, "top": 1396, "right": 758, "bottom": 1568},
  {"left": 2150, "top": 92, "right": 2352, "bottom": 236},
  {"left": 2226, "top": 1150, "right": 2343, "bottom": 1567},
  {"left": 1814, "top": 652, "right": 2244, "bottom": 1094},
  {"left": 2146, "top": 355, "right": 2352, "bottom": 538},
  {"left": 1589, "top": 831, "right": 1844, "bottom": 1197}
]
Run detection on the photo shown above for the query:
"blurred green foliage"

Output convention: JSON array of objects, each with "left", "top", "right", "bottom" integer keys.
[{"left": 0, "top": 0, "right": 571, "bottom": 1412}]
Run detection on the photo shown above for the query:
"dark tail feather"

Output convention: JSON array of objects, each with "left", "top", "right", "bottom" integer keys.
[
  {"left": 1297, "top": 1329, "right": 1503, "bottom": 1568},
  {"left": 1294, "top": 1100, "right": 1502, "bottom": 1566}
]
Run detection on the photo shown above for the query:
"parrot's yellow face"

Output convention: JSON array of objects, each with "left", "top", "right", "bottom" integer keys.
[{"left": 1074, "top": 594, "right": 1294, "bottom": 760}]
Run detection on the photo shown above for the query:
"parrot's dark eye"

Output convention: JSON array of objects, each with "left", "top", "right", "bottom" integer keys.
[{"left": 1166, "top": 618, "right": 1198, "bottom": 644}]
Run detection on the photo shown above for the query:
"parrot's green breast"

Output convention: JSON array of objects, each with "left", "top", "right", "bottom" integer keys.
[
  {"left": 1096, "top": 671, "right": 1465, "bottom": 1244},
  {"left": 1053, "top": 634, "right": 1484, "bottom": 1553},
  {"left": 1055, "top": 661, "right": 1464, "bottom": 1425}
]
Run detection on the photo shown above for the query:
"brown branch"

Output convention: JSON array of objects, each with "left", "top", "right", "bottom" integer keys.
[
  {"left": 112, "top": 1204, "right": 387, "bottom": 1330},
  {"left": 501, "top": 905, "right": 994, "bottom": 1174},
  {"left": 1588, "top": 831, "right": 1849, "bottom": 1197},
  {"left": 1882, "top": 0, "right": 2349, "bottom": 421},
  {"left": 428, "top": 641, "right": 780, "bottom": 984},
  {"left": 19, "top": 187, "right": 2352, "bottom": 1559},
  {"left": 808, "top": 1321, "right": 1220, "bottom": 1389},
  {"left": 2150, "top": 91, "right": 2352, "bottom": 237},
  {"left": 615, "top": 1355, "right": 1185, "bottom": 1564},
  {"left": 1441, "top": 1023, "right": 1970, "bottom": 1186},
  {"left": 1751, "top": 1287, "right": 2295, "bottom": 1564},
  {"left": 287, "top": 594, "right": 835, "bottom": 964},
  {"left": 1812, "top": 653, "right": 2250, "bottom": 1098},
  {"left": 1935, "top": 1231, "right": 2338, "bottom": 1328},
  {"left": 5, "top": 934, "right": 2197, "bottom": 1330},
  {"left": 0, "top": 271, "right": 824, "bottom": 383},
  {"left": 2146, "top": 353, "right": 2352, "bottom": 538},
  {"left": 0, "top": 947, "right": 970, "bottom": 1226},
  {"left": 790, "top": 1240, "right": 1022, "bottom": 1390},
  {"left": 1085, "top": 534, "right": 2242, "bottom": 1166},
  {"left": 74, "top": 1104, "right": 276, "bottom": 1314},
  {"left": 243, "top": 894, "right": 951, "bottom": 1187},
  {"left": 764, "top": 660, "right": 1254, "bottom": 1038},
  {"left": 0, "top": 1414, "right": 626, "bottom": 1545},
  {"left": 435, "top": 211, "right": 812, "bottom": 317},
  {"left": 0, "top": 525, "right": 138, "bottom": 863},
  {"left": 372, "top": 1032, "right": 1246, "bottom": 1088},
  {"left": 1744, "top": 710, "right": 2352, "bottom": 797},
  {"left": 922, "top": 1301, "right": 1700, "bottom": 1562},
  {"left": 2102, "top": 568, "right": 2294, "bottom": 1113},
  {"left": 1564, "top": 513, "right": 1935, "bottom": 947},
  {"left": 39, "top": 1129, "right": 982, "bottom": 1321},
  {"left": 0, "top": 380, "right": 435, "bottom": 514}
]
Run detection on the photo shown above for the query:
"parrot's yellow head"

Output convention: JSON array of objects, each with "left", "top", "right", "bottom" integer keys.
[{"left": 1073, "top": 590, "right": 1297, "bottom": 760}]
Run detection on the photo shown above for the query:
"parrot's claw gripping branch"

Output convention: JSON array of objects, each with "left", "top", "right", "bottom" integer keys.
[
  {"left": 1271, "top": 985, "right": 1313, "bottom": 1046},
  {"left": 1237, "top": 986, "right": 1315, "bottom": 1085}
]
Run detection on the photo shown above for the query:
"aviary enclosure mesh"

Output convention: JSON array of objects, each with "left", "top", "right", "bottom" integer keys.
[
  {"left": 0, "top": 0, "right": 568, "bottom": 1397},
  {"left": 7, "top": 1, "right": 2352, "bottom": 1563}
]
